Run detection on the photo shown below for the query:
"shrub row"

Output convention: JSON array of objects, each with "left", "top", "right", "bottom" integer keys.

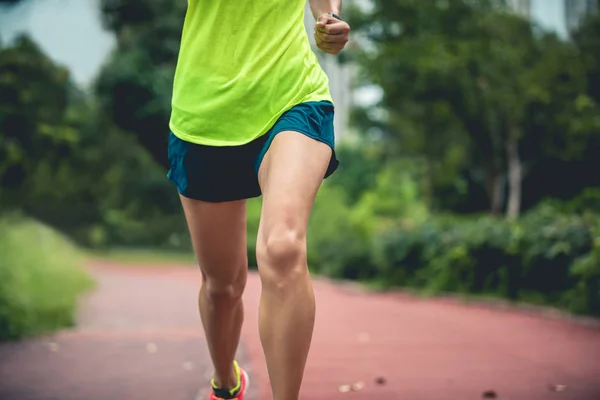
[{"left": 307, "top": 200, "right": 600, "bottom": 317}]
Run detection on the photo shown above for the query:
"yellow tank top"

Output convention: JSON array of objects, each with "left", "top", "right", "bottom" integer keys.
[{"left": 169, "top": 0, "right": 333, "bottom": 146}]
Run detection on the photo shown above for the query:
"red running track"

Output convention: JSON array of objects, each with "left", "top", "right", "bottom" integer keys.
[{"left": 0, "top": 262, "right": 598, "bottom": 400}]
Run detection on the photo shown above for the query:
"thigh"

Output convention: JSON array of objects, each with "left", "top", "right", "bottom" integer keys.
[
  {"left": 257, "top": 130, "right": 332, "bottom": 238},
  {"left": 180, "top": 196, "right": 248, "bottom": 279}
]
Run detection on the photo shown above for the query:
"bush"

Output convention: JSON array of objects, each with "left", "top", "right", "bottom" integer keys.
[
  {"left": 99, "top": 212, "right": 191, "bottom": 250},
  {"left": 561, "top": 214, "right": 600, "bottom": 314},
  {"left": 546, "top": 187, "right": 600, "bottom": 214},
  {"left": 304, "top": 162, "right": 430, "bottom": 280},
  {"left": 244, "top": 185, "right": 376, "bottom": 277},
  {"left": 370, "top": 204, "right": 600, "bottom": 316},
  {"left": 308, "top": 184, "right": 376, "bottom": 279},
  {"left": 246, "top": 197, "right": 262, "bottom": 269},
  {"left": 0, "top": 216, "right": 94, "bottom": 340},
  {"left": 326, "top": 142, "right": 384, "bottom": 205},
  {"left": 239, "top": 164, "right": 600, "bottom": 317}
]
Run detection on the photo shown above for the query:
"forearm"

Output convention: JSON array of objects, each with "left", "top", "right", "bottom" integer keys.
[{"left": 308, "top": 0, "right": 342, "bottom": 20}]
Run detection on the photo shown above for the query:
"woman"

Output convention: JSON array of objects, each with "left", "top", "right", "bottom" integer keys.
[{"left": 167, "top": 1, "right": 349, "bottom": 399}]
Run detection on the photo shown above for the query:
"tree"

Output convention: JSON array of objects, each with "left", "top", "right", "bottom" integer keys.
[
  {"left": 0, "top": 35, "right": 75, "bottom": 199},
  {"left": 572, "top": 5, "right": 600, "bottom": 104},
  {"left": 0, "top": 33, "right": 186, "bottom": 246},
  {"left": 349, "top": 0, "right": 599, "bottom": 217},
  {"left": 95, "top": 0, "right": 187, "bottom": 170}
]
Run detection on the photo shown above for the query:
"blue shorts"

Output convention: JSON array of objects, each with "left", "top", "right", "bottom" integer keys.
[{"left": 167, "top": 101, "right": 339, "bottom": 202}]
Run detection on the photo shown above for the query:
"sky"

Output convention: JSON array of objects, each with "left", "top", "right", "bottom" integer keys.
[
  {"left": 531, "top": 0, "right": 569, "bottom": 38},
  {"left": 0, "top": 0, "right": 115, "bottom": 87}
]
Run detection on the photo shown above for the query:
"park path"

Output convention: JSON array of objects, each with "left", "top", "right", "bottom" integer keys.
[{"left": 0, "top": 261, "right": 599, "bottom": 400}]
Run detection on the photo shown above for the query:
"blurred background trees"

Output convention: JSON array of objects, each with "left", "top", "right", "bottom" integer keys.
[{"left": 349, "top": 0, "right": 600, "bottom": 217}]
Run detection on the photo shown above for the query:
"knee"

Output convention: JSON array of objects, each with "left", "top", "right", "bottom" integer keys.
[
  {"left": 257, "top": 225, "right": 306, "bottom": 267},
  {"left": 256, "top": 224, "right": 307, "bottom": 289},
  {"left": 201, "top": 263, "right": 247, "bottom": 304}
]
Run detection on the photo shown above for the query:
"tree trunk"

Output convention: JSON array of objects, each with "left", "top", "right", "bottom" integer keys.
[
  {"left": 485, "top": 162, "right": 504, "bottom": 216},
  {"left": 491, "top": 172, "right": 504, "bottom": 216},
  {"left": 506, "top": 133, "right": 522, "bottom": 220},
  {"left": 422, "top": 157, "right": 433, "bottom": 210}
]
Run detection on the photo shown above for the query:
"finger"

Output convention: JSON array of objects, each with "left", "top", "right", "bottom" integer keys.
[
  {"left": 330, "top": 43, "right": 344, "bottom": 53},
  {"left": 316, "top": 14, "right": 330, "bottom": 30},
  {"left": 315, "top": 14, "right": 338, "bottom": 32},
  {"left": 316, "top": 31, "right": 348, "bottom": 44},
  {"left": 317, "top": 42, "right": 334, "bottom": 53},
  {"left": 318, "top": 42, "right": 343, "bottom": 55},
  {"left": 318, "top": 21, "right": 350, "bottom": 35},
  {"left": 315, "top": 33, "right": 344, "bottom": 48},
  {"left": 314, "top": 29, "right": 332, "bottom": 42},
  {"left": 316, "top": 40, "right": 333, "bottom": 50},
  {"left": 314, "top": 30, "right": 331, "bottom": 44},
  {"left": 315, "top": 26, "right": 348, "bottom": 40}
]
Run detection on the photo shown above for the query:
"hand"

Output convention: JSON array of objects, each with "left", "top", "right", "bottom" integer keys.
[{"left": 314, "top": 13, "right": 350, "bottom": 55}]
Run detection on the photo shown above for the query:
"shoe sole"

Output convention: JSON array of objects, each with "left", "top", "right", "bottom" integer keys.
[
  {"left": 241, "top": 369, "right": 250, "bottom": 396},
  {"left": 194, "top": 369, "right": 250, "bottom": 400}
]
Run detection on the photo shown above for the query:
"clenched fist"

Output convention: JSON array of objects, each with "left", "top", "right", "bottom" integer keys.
[{"left": 314, "top": 13, "right": 350, "bottom": 55}]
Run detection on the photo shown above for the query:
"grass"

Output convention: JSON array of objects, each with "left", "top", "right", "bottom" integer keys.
[
  {"left": 0, "top": 216, "right": 95, "bottom": 340},
  {"left": 89, "top": 247, "right": 196, "bottom": 266}
]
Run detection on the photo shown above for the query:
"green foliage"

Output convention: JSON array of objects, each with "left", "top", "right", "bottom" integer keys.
[
  {"left": 349, "top": 0, "right": 600, "bottom": 215},
  {"left": 307, "top": 161, "right": 430, "bottom": 279},
  {"left": 0, "top": 33, "right": 187, "bottom": 250},
  {"left": 572, "top": 10, "right": 600, "bottom": 104},
  {"left": 567, "top": 215, "right": 600, "bottom": 314},
  {"left": 551, "top": 187, "right": 600, "bottom": 214},
  {"left": 90, "top": 248, "right": 195, "bottom": 265},
  {"left": 327, "top": 142, "right": 383, "bottom": 204},
  {"left": 1, "top": 0, "right": 599, "bottom": 324},
  {"left": 0, "top": 217, "right": 94, "bottom": 340},
  {"left": 353, "top": 160, "right": 429, "bottom": 223},
  {"left": 96, "top": 0, "right": 187, "bottom": 169},
  {"left": 0, "top": 35, "right": 75, "bottom": 195},
  {"left": 367, "top": 204, "right": 600, "bottom": 316},
  {"left": 307, "top": 184, "right": 376, "bottom": 279},
  {"left": 246, "top": 197, "right": 262, "bottom": 269}
]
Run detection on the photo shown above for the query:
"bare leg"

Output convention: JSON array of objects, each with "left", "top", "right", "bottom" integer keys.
[
  {"left": 180, "top": 197, "right": 248, "bottom": 389},
  {"left": 256, "top": 131, "right": 332, "bottom": 400}
]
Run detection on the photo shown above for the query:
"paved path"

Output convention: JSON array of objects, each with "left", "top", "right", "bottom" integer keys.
[{"left": 1, "top": 261, "right": 600, "bottom": 400}]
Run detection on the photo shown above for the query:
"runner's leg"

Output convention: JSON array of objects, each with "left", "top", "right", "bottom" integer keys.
[
  {"left": 180, "top": 197, "right": 248, "bottom": 390},
  {"left": 256, "top": 131, "right": 332, "bottom": 400}
]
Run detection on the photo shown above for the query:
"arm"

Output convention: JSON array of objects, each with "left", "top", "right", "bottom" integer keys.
[
  {"left": 309, "top": 0, "right": 349, "bottom": 55},
  {"left": 308, "top": 0, "right": 342, "bottom": 20}
]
